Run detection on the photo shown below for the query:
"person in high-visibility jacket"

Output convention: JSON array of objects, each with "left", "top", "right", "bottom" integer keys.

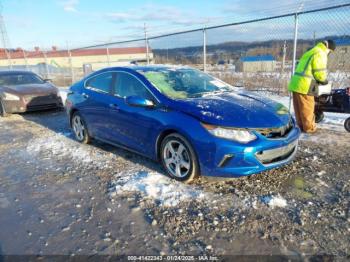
[{"left": 288, "top": 39, "right": 336, "bottom": 133}]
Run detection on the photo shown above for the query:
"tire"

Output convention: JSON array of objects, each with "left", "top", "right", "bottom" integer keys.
[
  {"left": 0, "top": 99, "right": 7, "bottom": 117},
  {"left": 160, "top": 133, "right": 199, "bottom": 183},
  {"left": 71, "top": 111, "right": 91, "bottom": 144},
  {"left": 344, "top": 117, "right": 350, "bottom": 133},
  {"left": 315, "top": 110, "right": 324, "bottom": 123}
]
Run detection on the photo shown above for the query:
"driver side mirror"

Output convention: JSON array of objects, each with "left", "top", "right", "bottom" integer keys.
[{"left": 125, "top": 96, "right": 155, "bottom": 108}]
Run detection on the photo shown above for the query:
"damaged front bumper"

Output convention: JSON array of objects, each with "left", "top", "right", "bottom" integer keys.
[{"left": 198, "top": 125, "right": 301, "bottom": 178}]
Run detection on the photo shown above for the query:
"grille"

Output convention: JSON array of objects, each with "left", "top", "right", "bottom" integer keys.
[
  {"left": 256, "top": 118, "right": 293, "bottom": 139},
  {"left": 24, "top": 93, "right": 61, "bottom": 111},
  {"left": 27, "top": 103, "right": 59, "bottom": 111},
  {"left": 255, "top": 140, "right": 298, "bottom": 165},
  {"left": 25, "top": 94, "right": 59, "bottom": 105}
]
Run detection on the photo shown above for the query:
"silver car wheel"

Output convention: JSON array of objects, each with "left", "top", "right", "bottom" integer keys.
[
  {"left": 163, "top": 139, "right": 191, "bottom": 178},
  {"left": 72, "top": 115, "right": 85, "bottom": 141}
]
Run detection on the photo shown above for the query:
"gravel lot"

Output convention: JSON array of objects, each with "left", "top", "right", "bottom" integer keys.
[{"left": 0, "top": 110, "right": 349, "bottom": 258}]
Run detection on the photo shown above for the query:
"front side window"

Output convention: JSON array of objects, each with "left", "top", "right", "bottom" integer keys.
[
  {"left": 114, "top": 72, "right": 153, "bottom": 100},
  {"left": 0, "top": 73, "right": 44, "bottom": 86},
  {"left": 85, "top": 72, "right": 113, "bottom": 93},
  {"left": 138, "top": 68, "right": 235, "bottom": 99}
]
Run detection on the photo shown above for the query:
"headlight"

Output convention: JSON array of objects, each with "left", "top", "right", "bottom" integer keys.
[
  {"left": 3, "top": 92, "right": 20, "bottom": 101},
  {"left": 276, "top": 104, "right": 289, "bottom": 115},
  {"left": 202, "top": 123, "right": 257, "bottom": 143}
]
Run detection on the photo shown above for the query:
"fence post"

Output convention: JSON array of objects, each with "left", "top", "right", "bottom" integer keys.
[
  {"left": 5, "top": 49, "right": 12, "bottom": 69},
  {"left": 203, "top": 27, "right": 207, "bottom": 72},
  {"left": 144, "top": 23, "right": 150, "bottom": 65},
  {"left": 67, "top": 45, "right": 74, "bottom": 84},
  {"left": 291, "top": 14, "right": 299, "bottom": 76},
  {"left": 106, "top": 46, "right": 111, "bottom": 67},
  {"left": 42, "top": 50, "right": 50, "bottom": 79},
  {"left": 289, "top": 13, "right": 299, "bottom": 111},
  {"left": 22, "top": 49, "right": 28, "bottom": 70}
]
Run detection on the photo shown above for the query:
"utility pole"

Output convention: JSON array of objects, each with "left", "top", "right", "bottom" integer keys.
[
  {"left": 144, "top": 23, "right": 150, "bottom": 65},
  {"left": 0, "top": 2, "right": 12, "bottom": 69}
]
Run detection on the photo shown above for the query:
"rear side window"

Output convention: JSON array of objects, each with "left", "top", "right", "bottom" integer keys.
[
  {"left": 85, "top": 72, "right": 113, "bottom": 93},
  {"left": 114, "top": 72, "right": 153, "bottom": 100}
]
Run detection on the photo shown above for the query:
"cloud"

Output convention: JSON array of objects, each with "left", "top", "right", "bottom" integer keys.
[
  {"left": 60, "top": 0, "right": 79, "bottom": 12},
  {"left": 106, "top": 12, "right": 135, "bottom": 23},
  {"left": 106, "top": 4, "right": 210, "bottom": 27}
]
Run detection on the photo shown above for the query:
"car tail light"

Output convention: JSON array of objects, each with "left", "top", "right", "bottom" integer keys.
[{"left": 346, "top": 87, "right": 350, "bottom": 96}]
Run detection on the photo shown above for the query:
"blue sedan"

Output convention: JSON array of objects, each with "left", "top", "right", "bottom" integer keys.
[{"left": 66, "top": 65, "right": 300, "bottom": 182}]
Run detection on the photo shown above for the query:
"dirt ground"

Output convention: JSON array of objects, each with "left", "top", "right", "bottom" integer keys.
[{"left": 0, "top": 110, "right": 349, "bottom": 258}]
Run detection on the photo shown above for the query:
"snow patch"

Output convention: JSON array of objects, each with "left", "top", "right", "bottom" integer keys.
[
  {"left": 260, "top": 194, "right": 287, "bottom": 208},
  {"left": 317, "top": 170, "right": 326, "bottom": 176},
  {"left": 26, "top": 132, "right": 111, "bottom": 168},
  {"left": 200, "top": 110, "right": 224, "bottom": 120},
  {"left": 109, "top": 171, "right": 206, "bottom": 207}
]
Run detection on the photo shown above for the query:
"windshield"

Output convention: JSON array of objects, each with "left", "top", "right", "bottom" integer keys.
[
  {"left": 139, "top": 68, "right": 234, "bottom": 99},
  {"left": 0, "top": 73, "right": 44, "bottom": 86}
]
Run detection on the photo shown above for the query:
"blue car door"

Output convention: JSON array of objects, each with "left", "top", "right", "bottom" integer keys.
[
  {"left": 79, "top": 72, "right": 117, "bottom": 140},
  {"left": 107, "top": 71, "right": 161, "bottom": 155}
]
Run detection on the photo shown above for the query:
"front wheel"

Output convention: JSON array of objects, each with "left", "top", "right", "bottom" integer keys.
[
  {"left": 344, "top": 117, "right": 350, "bottom": 133},
  {"left": 71, "top": 112, "right": 91, "bottom": 144},
  {"left": 160, "top": 133, "right": 199, "bottom": 183}
]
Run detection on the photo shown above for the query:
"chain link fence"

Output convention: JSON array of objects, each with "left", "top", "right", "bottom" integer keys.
[{"left": 1, "top": 3, "right": 349, "bottom": 93}]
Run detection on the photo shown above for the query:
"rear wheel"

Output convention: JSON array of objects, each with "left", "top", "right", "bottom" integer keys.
[
  {"left": 315, "top": 110, "right": 324, "bottom": 123},
  {"left": 344, "top": 117, "right": 350, "bottom": 133},
  {"left": 0, "top": 99, "right": 7, "bottom": 117},
  {"left": 160, "top": 133, "right": 199, "bottom": 183},
  {"left": 71, "top": 112, "right": 91, "bottom": 144}
]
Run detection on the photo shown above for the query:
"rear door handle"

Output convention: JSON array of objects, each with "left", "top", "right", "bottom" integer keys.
[
  {"left": 109, "top": 103, "right": 119, "bottom": 110},
  {"left": 82, "top": 93, "right": 89, "bottom": 99}
]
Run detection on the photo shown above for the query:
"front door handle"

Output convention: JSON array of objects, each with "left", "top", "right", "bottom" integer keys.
[
  {"left": 109, "top": 103, "right": 119, "bottom": 110},
  {"left": 82, "top": 93, "right": 89, "bottom": 99}
]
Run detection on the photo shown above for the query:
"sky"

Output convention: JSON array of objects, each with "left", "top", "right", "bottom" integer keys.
[{"left": 2, "top": 0, "right": 349, "bottom": 50}]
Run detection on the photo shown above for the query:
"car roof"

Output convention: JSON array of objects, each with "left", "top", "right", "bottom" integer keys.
[
  {"left": 0, "top": 70, "right": 37, "bottom": 75},
  {"left": 105, "top": 64, "right": 192, "bottom": 72}
]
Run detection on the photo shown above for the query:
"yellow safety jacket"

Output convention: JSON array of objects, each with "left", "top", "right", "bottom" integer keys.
[{"left": 288, "top": 42, "right": 328, "bottom": 94}]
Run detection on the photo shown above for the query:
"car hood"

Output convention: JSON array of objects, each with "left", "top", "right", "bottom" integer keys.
[
  {"left": 0, "top": 83, "right": 58, "bottom": 95},
  {"left": 171, "top": 91, "right": 291, "bottom": 128}
]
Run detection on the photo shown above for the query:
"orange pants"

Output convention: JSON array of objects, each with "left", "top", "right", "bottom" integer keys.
[{"left": 293, "top": 92, "right": 317, "bottom": 133}]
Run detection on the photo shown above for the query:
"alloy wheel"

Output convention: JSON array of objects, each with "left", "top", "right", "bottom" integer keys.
[
  {"left": 72, "top": 115, "right": 86, "bottom": 141},
  {"left": 163, "top": 139, "right": 191, "bottom": 178}
]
